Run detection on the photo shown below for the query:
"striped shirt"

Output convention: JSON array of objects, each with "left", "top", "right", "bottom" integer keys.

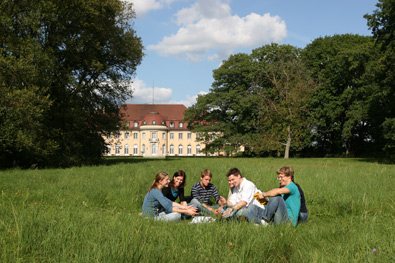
[{"left": 191, "top": 182, "right": 221, "bottom": 204}]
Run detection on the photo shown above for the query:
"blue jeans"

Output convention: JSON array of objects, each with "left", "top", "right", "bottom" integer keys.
[
  {"left": 248, "top": 196, "right": 289, "bottom": 225},
  {"left": 189, "top": 198, "right": 219, "bottom": 216},
  {"left": 221, "top": 205, "right": 252, "bottom": 219},
  {"left": 155, "top": 211, "right": 182, "bottom": 221}
]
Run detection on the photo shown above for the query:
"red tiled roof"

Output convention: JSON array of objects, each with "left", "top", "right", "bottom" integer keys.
[{"left": 120, "top": 104, "right": 187, "bottom": 121}]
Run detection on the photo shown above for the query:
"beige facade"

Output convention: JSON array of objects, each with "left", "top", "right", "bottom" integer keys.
[{"left": 103, "top": 104, "right": 212, "bottom": 157}]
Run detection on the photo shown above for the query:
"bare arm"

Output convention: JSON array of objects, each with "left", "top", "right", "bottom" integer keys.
[
  {"left": 257, "top": 187, "right": 290, "bottom": 199},
  {"left": 222, "top": 200, "right": 247, "bottom": 217}
]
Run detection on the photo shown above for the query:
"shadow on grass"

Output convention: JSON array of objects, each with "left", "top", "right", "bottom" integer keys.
[
  {"left": 355, "top": 158, "right": 395, "bottom": 165},
  {"left": 101, "top": 156, "right": 175, "bottom": 166}
]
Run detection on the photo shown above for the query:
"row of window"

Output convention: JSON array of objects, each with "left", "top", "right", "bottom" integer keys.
[
  {"left": 126, "top": 121, "right": 184, "bottom": 128},
  {"left": 107, "top": 144, "right": 201, "bottom": 156},
  {"left": 107, "top": 132, "right": 200, "bottom": 140}
]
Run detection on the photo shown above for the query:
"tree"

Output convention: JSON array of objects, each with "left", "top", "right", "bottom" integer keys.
[
  {"left": 365, "top": 0, "right": 395, "bottom": 155},
  {"left": 0, "top": 0, "right": 143, "bottom": 167},
  {"left": 184, "top": 53, "right": 258, "bottom": 155},
  {"left": 250, "top": 44, "right": 316, "bottom": 158},
  {"left": 302, "top": 34, "right": 380, "bottom": 156}
]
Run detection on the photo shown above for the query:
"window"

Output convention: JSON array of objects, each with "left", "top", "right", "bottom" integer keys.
[
  {"left": 115, "top": 133, "right": 120, "bottom": 140},
  {"left": 142, "top": 144, "right": 145, "bottom": 154},
  {"left": 162, "top": 144, "right": 166, "bottom": 155},
  {"left": 151, "top": 132, "right": 157, "bottom": 140},
  {"left": 142, "top": 133, "right": 146, "bottom": 139},
  {"left": 126, "top": 122, "right": 130, "bottom": 128},
  {"left": 178, "top": 133, "right": 183, "bottom": 140},
  {"left": 124, "top": 132, "right": 129, "bottom": 139},
  {"left": 187, "top": 145, "right": 192, "bottom": 155},
  {"left": 162, "top": 133, "right": 166, "bottom": 139},
  {"left": 187, "top": 133, "right": 192, "bottom": 140},
  {"left": 115, "top": 144, "right": 120, "bottom": 155},
  {"left": 170, "top": 122, "right": 174, "bottom": 128},
  {"left": 133, "top": 144, "right": 138, "bottom": 155},
  {"left": 106, "top": 133, "right": 111, "bottom": 139},
  {"left": 178, "top": 145, "right": 183, "bottom": 155},
  {"left": 179, "top": 122, "right": 183, "bottom": 128},
  {"left": 151, "top": 144, "right": 157, "bottom": 155},
  {"left": 152, "top": 120, "right": 156, "bottom": 125},
  {"left": 133, "top": 133, "right": 138, "bottom": 139},
  {"left": 107, "top": 145, "right": 111, "bottom": 156},
  {"left": 196, "top": 145, "right": 201, "bottom": 155},
  {"left": 196, "top": 133, "right": 200, "bottom": 139},
  {"left": 143, "top": 121, "right": 147, "bottom": 125},
  {"left": 124, "top": 144, "right": 129, "bottom": 155},
  {"left": 211, "top": 133, "right": 215, "bottom": 141},
  {"left": 134, "top": 122, "right": 138, "bottom": 127},
  {"left": 170, "top": 133, "right": 174, "bottom": 139},
  {"left": 161, "top": 121, "right": 165, "bottom": 125},
  {"left": 170, "top": 144, "right": 174, "bottom": 155}
]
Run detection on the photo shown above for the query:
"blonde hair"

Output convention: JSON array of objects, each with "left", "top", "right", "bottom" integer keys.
[{"left": 277, "top": 166, "right": 299, "bottom": 186}]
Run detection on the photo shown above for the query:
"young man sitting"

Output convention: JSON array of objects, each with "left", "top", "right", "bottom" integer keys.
[{"left": 189, "top": 169, "right": 225, "bottom": 215}]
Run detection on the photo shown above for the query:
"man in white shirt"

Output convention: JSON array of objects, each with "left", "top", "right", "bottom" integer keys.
[{"left": 219, "top": 167, "right": 265, "bottom": 219}]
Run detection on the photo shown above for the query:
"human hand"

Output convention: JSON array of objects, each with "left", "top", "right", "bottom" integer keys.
[
  {"left": 187, "top": 206, "right": 198, "bottom": 217},
  {"left": 219, "top": 196, "right": 226, "bottom": 205},
  {"left": 221, "top": 208, "right": 233, "bottom": 217}
]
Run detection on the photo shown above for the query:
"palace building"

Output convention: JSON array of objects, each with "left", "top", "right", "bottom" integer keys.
[{"left": 104, "top": 104, "right": 210, "bottom": 157}]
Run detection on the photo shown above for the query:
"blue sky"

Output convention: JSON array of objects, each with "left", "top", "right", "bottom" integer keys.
[{"left": 126, "top": 0, "right": 378, "bottom": 106}]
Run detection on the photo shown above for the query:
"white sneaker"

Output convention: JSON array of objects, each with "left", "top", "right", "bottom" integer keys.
[{"left": 261, "top": 219, "right": 269, "bottom": 226}]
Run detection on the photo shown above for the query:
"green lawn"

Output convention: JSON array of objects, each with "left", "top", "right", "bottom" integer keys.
[{"left": 0, "top": 157, "right": 394, "bottom": 262}]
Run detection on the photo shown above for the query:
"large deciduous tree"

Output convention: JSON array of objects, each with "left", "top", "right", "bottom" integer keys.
[
  {"left": 184, "top": 53, "right": 257, "bottom": 155},
  {"left": 365, "top": 0, "right": 395, "bottom": 155},
  {"left": 302, "top": 34, "right": 380, "bottom": 156},
  {"left": 0, "top": 0, "right": 143, "bottom": 167},
  {"left": 251, "top": 44, "right": 316, "bottom": 158}
]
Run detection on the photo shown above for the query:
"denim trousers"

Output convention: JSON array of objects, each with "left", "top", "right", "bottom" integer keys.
[
  {"left": 248, "top": 196, "right": 289, "bottom": 225},
  {"left": 155, "top": 211, "right": 182, "bottom": 221},
  {"left": 189, "top": 198, "right": 219, "bottom": 216}
]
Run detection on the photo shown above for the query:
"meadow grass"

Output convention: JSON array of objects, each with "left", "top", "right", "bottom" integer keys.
[{"left": 0, "top": 157, "right": 394, "bottom": 262}]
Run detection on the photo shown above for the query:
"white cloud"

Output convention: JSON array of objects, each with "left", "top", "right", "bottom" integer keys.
[
  {"left": 148, "top": 0, "right": 287, "bottom": 61},
  {"left": 125, "top": 78, "right": 205, "bottom": 107},
  {"left": 127, "top": 78, "right": 172, "bottom": 104},
  {"left": 127, "top": 0, "right": 179, "bottom": 17},
  {"left": 169, "top": 91, "right": 207, "bottom": 107}
]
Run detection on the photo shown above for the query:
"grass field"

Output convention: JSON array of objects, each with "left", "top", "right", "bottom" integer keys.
[{"left": 0, "top": 157, "right": 394, "bottom": 262}]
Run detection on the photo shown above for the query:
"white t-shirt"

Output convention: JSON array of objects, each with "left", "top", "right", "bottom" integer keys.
[{"left": 228, "top": 178, "right": 265, "bottom": 209}]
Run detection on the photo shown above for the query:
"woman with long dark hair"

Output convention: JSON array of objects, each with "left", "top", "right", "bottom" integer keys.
[
  {"left": 161, "top": 170, "right": 190, "bottom": 208},
  {"left": 142, "top": 172, "right": 197, "bottom": 221}
]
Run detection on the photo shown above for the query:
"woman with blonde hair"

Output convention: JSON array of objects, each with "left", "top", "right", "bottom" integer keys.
[
  {"left": 248, "top": 166, "right": 301, "bottom": 226},
  {"left": 142, "top": 172, "right": 197, "bottom": 221}
]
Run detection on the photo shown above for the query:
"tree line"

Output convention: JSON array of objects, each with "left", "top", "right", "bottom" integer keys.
[
  {"left": 184, "top": 0, "right": 395, "bottom": 158},
  {"left": 0, "top": 0, "right": 143, "bottom": 168}
]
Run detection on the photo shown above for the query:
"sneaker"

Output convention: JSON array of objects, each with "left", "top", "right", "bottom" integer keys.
[{"left": 261, "top": 219, "right": 269, "bottom": 226}]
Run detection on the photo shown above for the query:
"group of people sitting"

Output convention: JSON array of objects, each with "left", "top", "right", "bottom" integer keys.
[{"left": 142, "top": 166, "right": 308, "bottom": 226}]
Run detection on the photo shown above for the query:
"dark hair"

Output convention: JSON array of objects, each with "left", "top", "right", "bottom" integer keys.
[
  {"left": 170, "top": 170, "right": 186, "bottom": 189},
  {"left": 226, "top": 167, "right": 242, "bottom": 178},
  {"left": 147, "top": 172, "right": 168, "bottom": 193},
  {"left": 201, "top": 169, "right": 212, "bottom": 178}
]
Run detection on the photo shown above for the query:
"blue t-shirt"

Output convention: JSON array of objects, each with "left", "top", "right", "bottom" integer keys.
[
  {"left": 142, "top": 188, "right": 173, "bottom": 217},
  {"left": 283, "top": 182, "right": 301, "bottom": 226}
]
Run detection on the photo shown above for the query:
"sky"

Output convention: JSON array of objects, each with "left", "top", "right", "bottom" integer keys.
[{"left": 125, "top": 0, "right": 379, "bottom": 107}]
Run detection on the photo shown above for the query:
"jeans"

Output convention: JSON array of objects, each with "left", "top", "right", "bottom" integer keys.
[
  {"left": 155, "top": 211, "right": 182, "bottom": 221},
  {"left": 189, "top": 198, "right": 219, "bottom": 216},
  {"left": 248, "top": 196, "right": 289, "bottom": 225},
  {"left": 221, "top": 205, "right": 252, "bottom": 219}
]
